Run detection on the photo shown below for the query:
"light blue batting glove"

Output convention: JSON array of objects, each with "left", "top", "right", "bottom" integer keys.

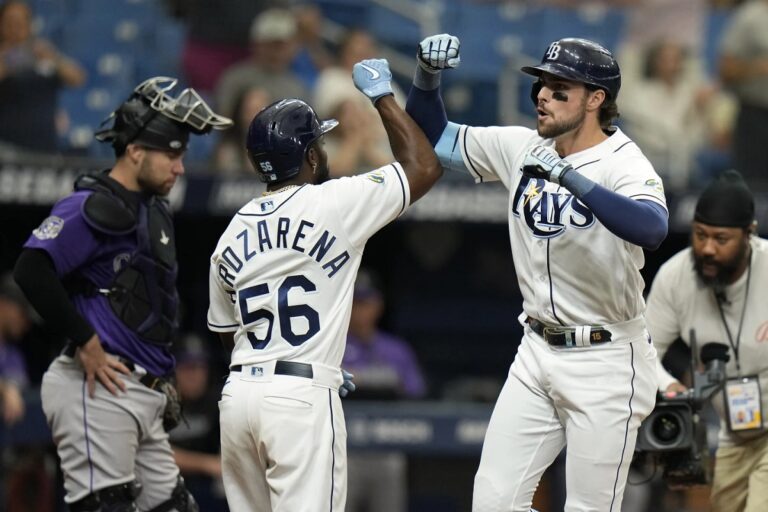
[
  {"left": 353, "top": 59, "right": 394, "bottom": 104},
  {"left": 339, "top": 369, "right": 356, "bottom": 398},
  {"left": 522, "top": 145, "right": 573, "bottom": 185},
  {"left": 417, "top": 34, "right": 461, "bottom": 73}
]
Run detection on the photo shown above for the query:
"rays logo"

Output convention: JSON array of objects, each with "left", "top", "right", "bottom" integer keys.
[
  {"left": 512, "top": 177, "right": 595, "bottom": 238},
  {"left": 366, "top": 170, "right": 385, "bottom": 184}
]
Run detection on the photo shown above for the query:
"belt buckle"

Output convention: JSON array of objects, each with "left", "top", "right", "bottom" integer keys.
[{"left": 543, "top": 326, "right": 575, "bottom": 347}]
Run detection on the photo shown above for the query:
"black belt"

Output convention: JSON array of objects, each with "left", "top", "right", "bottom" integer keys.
[
  {"left": 526, "top": 317, "right": 612, "bottom": 347},
  {"left": 230, "top": 360, "right": 314, "bottom": 379},
  {"left": 61, "top": 342, "right": 170, "bottom": 391}
]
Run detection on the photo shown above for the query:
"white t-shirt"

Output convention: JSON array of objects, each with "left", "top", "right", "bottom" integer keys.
[
  {"left": 207, "top": 163, "right": 410, "bottom": 369},
  {"left": 457, "top": 125, "right": 667, "bottom": 326},
  {"left": 646, "top": 237, "right": 768, "bottom": 446}
]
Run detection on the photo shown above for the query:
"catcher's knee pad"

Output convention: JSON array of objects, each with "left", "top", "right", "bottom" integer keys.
[
  {"left": 68, "top": 481, "right": 141, "bottom": 512},
  {"left": 146, "top": 477, "right": 198, "bottom": 512}
]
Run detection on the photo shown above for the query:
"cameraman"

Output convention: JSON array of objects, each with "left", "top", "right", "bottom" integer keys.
[{"left": 646, "top": 169, "right": 768, "bottom": 512}]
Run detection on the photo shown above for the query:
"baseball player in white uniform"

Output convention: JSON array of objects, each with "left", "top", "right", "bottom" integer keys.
[
  {"left": 646, "top": 170, "right": 768, "bottom": 512},
  {"left": 207, "top": 58, "right": 441, "bottom": 512},
  {"left": 406, "top": 35, "right": 668, "bottom": 511}
]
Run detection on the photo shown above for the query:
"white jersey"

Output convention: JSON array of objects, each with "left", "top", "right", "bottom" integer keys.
[
  {"left": 646, "top": 237, "right": 768, "bottom": 446},
  {"left": 207, "top": 163, "right": 410, "bottom": 369},
  {"left": 456, "top": 125, "right": 666, "bottom": 326}
]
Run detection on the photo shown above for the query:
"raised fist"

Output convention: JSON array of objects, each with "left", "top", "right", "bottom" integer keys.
[
  {"left": 352, "top": 58, "right": 393, "bottom": 104},
  {"left": 417, "top": 34, "right": 461, "bottom": 73}
]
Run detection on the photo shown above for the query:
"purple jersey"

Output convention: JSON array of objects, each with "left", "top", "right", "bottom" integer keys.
[
  {"left": 24, "top": 191, "right": 175, "bottom": 376},
  {"left": 343, "top": 330, "right": 426, "bottom": 398}
]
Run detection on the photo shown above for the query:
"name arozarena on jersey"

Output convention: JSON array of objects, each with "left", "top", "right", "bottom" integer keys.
[{"left": 215, "top": 215, "right": 351, "bottom": 289}]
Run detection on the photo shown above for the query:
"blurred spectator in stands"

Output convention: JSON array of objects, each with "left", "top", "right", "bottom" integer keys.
[
  {"left": 343, "top": 269, "right": 426, "bottom": 512},
  {"left": 718, "top": 0, "right": 768, "bottom": 188},
  {"left": 290, "top": 3, "right": 333, "bottom": 90},
  {"left": 0, "top": 0, "right": 85, "bottom": 154},
  {"left": 213, "top": 85, "right": 272, "bottom": 175},
  {"left": 314, "top": 29, "right": 402, "bottom": 176},
  {"left": 166, "top": 0, "right": 287, "bottom": 93},
  {"left": 620, "top": 40, "right": 734, "bottom": 190},
  {"left": 0, "top": 273, "right": 32, "bottom": 426},
  {"left": 215, "top": 7, "right": 308, "bottom": 125},
  {"left": 169, "top": 332, "right": 228, "bottom": 511},
  {"left": 549, "top": 0, "right": 711, "bottom": 90}
]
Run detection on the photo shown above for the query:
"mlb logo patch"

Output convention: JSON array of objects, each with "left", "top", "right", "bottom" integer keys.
[
  {"left": 250, "top": 366, "right": 264, "bottom": 377},
  {"left": 260, "top": 200, "right": 274, "bottom": 212}
]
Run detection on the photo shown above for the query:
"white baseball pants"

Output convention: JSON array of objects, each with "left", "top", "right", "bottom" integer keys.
[{"left": 473, "top": 327, "right": 657, "bottom": 512}]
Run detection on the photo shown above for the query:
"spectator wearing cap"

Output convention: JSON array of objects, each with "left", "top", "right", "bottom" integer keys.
[
  {"left": 168, "top": 333, "right": 228, "bottom": 511},
  {"left": 645, "top": 170, "right": 768, "bottom": 512},
  {"left": 343, "top": 269, "right": 426, "bottom": 512},
  {"left": 214, "top": 7, "right": 308, "bottom": 126}
]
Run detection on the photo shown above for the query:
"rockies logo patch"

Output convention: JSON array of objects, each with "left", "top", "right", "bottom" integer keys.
[{"left": 32, "top": 215, "right": 65, "bottom": 240}]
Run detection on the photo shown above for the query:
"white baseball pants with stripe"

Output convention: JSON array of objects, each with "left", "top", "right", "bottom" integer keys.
[{"left": 473, "top": 327, "right": 657, "bottom": 512}]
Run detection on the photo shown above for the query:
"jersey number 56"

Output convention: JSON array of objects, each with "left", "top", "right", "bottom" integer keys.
[{"left": 238, "top": 275, "right": 320, "bottom": 349}]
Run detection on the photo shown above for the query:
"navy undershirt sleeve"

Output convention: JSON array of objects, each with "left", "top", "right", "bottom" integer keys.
[
  {"left": 13, "top": 248, "right": 95, "bottom": 345},
  {"left": 405, "top": 85, "right": 447, "bottom": 147},
  {"left": 561, "top": 171, "right": 668, "bottom": 250}
]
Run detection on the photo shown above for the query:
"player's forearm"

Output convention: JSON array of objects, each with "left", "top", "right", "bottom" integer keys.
[
  {"left": 375, "top": 95, "right": 442, "bottom": 201},
  {"left": 172, "top": 446, "right": 221, "bottom": 476},
  {"left": 218, "top": 332, "right": 235, "bottom": 353},
  {"left": 560, "top": 172, "right": 668, "bottom": 250},
  {"left": 405, "top": 76, "right": 448, "bottom": 146},
  {"left": 14, "top": 248, "right": 95, "bottom": 345}
]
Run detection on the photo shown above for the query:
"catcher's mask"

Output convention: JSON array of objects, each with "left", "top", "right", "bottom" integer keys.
[{"left": 96, "top": 77, "right": 232, "bottom": 155}]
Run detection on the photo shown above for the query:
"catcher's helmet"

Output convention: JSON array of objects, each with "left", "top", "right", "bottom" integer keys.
[
  {"left": 521, "top": 38, "right": 621, "bottom": 101},
  {"left": 246, "top": 99, "right": 338, "bottom": 184},
  {"left": 96, "top": 77, "right": 232, "bottom": 155}
]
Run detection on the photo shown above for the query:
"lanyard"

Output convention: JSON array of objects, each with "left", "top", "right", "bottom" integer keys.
[{"left": 715, "top": 253, "right": 752, "bottom": 375}]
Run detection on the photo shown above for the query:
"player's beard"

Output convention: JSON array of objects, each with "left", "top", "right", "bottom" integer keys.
[
  {"left": 537, "top": 97, "right": 587, "bottom": 139},
  {"left": 692, "top": 240, "right": 749, "bottom": 288},
  {"left": 314, "top": 150, "right": 331, "bottom": 183},
  {"left": 137, "top": 158, "right": 171, "bottom": 196}
]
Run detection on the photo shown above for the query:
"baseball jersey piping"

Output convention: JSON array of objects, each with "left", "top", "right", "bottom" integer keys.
[
  {"left": 630, "top": 193, "right": 668, "bottom": 209},
  {"left": 612, "top": 141, "right": 633, "bottom": 153},
  {"left": 81, "top": 377, "right": 95, "bottom": 493},
  {"left": 609, "top": 342, "right": 636, "bottom": 511},
  {"left": 545, "top": 238, "right": 564, "bottom": 325},
  {"left": 328, "top": 389, "right": 336, "bottom": 512},
  {"left": 207, "top": 321, "right": 238, "bottom": 329},
  {"left": 543, "top": 160, "right": 600, "bottom": 326},
  {"left": 461, "top": 127, "right": 484, "bottom": 183},
  {"left": 235, "top": 185, "right": 307, "bottom": 217},
  {"left": 390, "top": 163, "right": 408, "bottom": 216}
]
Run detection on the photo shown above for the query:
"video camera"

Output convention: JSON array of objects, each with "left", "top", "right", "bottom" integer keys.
[{"left": 634, "top": 331, "right": 730, "bottom": 487}]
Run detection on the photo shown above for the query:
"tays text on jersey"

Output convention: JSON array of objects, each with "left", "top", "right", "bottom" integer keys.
[
  {"left": 512, "top": 176, "right": 595, "bottom": 239},
  {"left": 216, "top": 216, "right": 351, "bottom": 288}
]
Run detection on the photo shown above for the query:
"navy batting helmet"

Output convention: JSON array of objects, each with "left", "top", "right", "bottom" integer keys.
[
  {"left": 246, "top": 99, "right": 338, "bottom": 184},
  {"left": 521, "top": 38, "right": 621, "bottom": 103}
]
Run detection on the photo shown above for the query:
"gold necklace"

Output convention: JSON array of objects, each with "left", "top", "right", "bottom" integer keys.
[{"left": 262, "top": 184, "right": 299, "bottom": 197}]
